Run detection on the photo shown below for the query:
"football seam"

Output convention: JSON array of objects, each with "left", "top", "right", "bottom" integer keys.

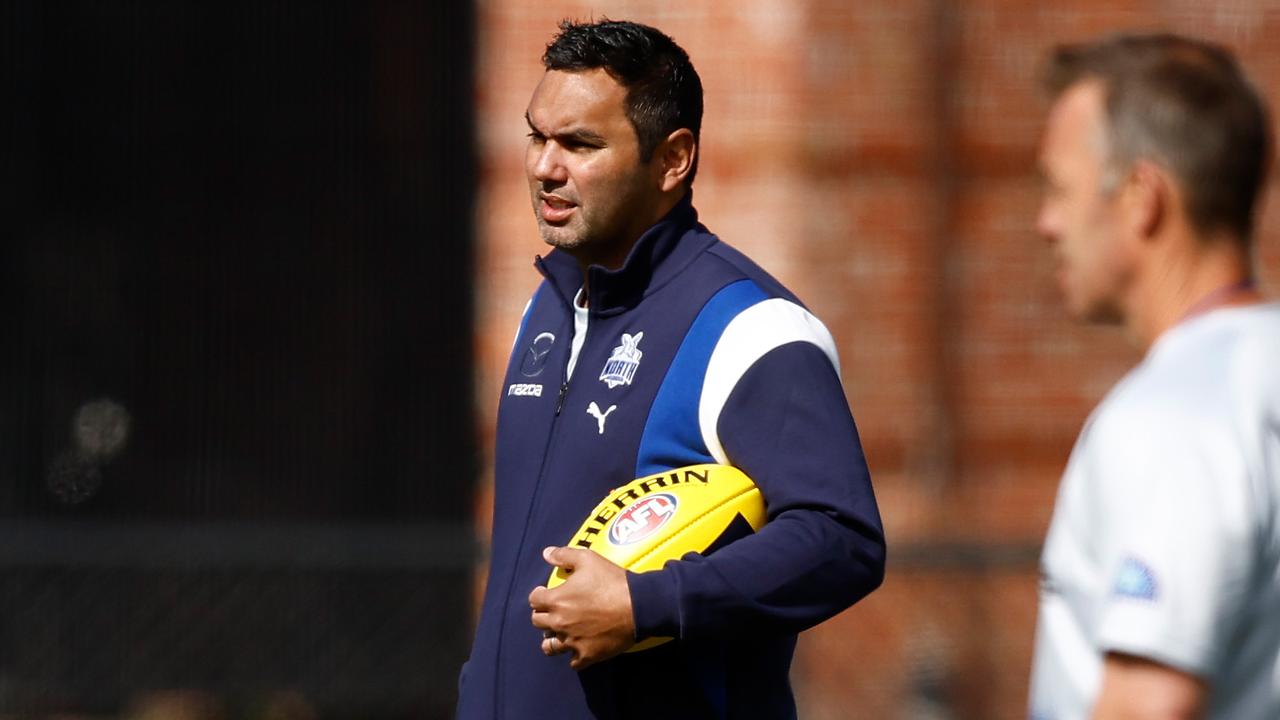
[{"left": 628, "top": 485, "right": 762, "bottom": 570}]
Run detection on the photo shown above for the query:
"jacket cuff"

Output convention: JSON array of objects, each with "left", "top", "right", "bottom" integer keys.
[{"left": 627, "top": 569, "right": 680, "bottom": 639}]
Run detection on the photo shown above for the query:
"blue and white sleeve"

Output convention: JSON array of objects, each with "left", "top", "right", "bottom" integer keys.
[{"left": 629, "top": 298, "right": 886, "bottom": 639}]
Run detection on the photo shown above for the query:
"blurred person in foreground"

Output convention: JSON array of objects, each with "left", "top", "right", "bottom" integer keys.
[
  {"left": 456, "top": 18, "right": 885, "bottom": 720},
  {"left": 1031, "top": 33, "right": 1280, "bottom": 719}
]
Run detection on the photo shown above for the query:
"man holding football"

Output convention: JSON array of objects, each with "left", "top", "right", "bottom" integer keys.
[
  {"left": 1030, "top": 33, "right": 1280, "bottom": 719},
  {"left": 456, "top": 18, "right": 885, "bottom": 720}
]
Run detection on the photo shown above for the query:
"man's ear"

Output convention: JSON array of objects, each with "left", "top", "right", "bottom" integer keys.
[
  {"left": 655, "top": 129, "right": 696, "bottom": 192},
  {"left": 1124, "top": 160, "right": 1168, "bottom": 240}
]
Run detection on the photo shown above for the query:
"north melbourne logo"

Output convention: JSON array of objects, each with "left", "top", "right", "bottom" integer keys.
[{"left": 600, "top": 332, "right": 643, "bottom": 389}]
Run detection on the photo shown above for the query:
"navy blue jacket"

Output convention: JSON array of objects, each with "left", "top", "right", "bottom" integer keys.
[{"left": 457, "top": 195, "right": 885, "bottom": 719}]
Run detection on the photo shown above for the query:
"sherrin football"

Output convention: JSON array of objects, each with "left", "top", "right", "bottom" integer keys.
[{"left": 547, "top": 463, "right": 767, "bottom": 651}]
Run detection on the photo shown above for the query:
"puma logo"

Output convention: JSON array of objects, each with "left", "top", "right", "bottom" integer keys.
[{"left": 586, "top": 402, "right": 617, "bottom": 435}]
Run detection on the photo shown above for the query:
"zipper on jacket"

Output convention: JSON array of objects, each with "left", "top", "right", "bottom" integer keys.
[
  {"left": 493, "top": 266, "right": 584, "bottom": 719},
  {"left": 554, "top": 380, "right": 569, "bottom": 415},
  {"left": 495, "top": 368, "right": 581, "bottom": 718}
]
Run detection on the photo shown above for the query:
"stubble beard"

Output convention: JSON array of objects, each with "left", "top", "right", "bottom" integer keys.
[
  {"left": 1078, "top": 292, "right": 1127, "bottom": 326},
  {"left": 1063, "top": 263, "right": 1130, "bottom": 326},
  {"left": 535, "top": 215, "right": 591, "bottom": 252}
]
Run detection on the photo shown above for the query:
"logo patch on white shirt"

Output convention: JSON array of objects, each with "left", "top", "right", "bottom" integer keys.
[
  {"left": 1112, "top": 556, "right": 1158, "bottom": 601},
  {"left": 600, "top": 332, "right": 643, "bottom": 389}
]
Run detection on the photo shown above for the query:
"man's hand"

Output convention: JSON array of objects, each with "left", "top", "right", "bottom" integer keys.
[{"left": 529, "top": 546, "right": 636, "bottom": 670}]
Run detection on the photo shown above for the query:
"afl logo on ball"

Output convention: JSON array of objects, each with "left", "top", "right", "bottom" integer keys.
[{"left": 608, "top": 493, "right": 677, "bottom": 546}]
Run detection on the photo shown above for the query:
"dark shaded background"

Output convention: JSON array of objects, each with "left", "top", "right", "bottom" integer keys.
[{"left": 1, "top": 1, "right": 475, "bottom": 716}]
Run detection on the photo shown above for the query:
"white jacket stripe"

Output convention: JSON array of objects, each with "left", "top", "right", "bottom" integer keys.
[{"left": 698, "top": 298, "right": 842, "bottom": 464}]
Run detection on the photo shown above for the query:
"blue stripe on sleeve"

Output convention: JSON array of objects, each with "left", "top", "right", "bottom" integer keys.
[{"left": 634, "top": 279, "right": 767, "bottom": 477}]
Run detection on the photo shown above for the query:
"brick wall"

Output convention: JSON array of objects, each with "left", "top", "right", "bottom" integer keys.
[{"left": 472, "top": 2, "right": 1280, "bottom": 716}]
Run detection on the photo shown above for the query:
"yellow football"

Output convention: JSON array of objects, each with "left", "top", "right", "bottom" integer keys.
[{"left": 548, "top": 463, "right": 767, "bottom": 651}]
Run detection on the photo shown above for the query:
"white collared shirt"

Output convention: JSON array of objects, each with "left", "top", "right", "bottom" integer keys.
[{"left": 1030, "top": 303, "right": 1280, "bottom": 719}]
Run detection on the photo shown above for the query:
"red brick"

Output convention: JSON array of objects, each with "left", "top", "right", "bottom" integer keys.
[{"left": 472, "top": 3, "right": 1280, "bottom": 715}]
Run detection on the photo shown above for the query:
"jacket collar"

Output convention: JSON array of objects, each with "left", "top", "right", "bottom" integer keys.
[{"left": 534, "top": 192, "right": 712, "bottom": 317}]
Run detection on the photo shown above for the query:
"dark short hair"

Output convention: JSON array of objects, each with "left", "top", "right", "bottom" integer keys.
[
  {"left": 543, "top": 19, "right": 704, "bottom": 184},
  {"left": 1044, "top": 33, "right": 1271, "bottom": 244}
]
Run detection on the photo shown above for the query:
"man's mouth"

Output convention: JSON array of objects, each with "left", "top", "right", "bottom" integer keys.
[{"left": 539, "top": 193, "right": 576, "bottom": 223}]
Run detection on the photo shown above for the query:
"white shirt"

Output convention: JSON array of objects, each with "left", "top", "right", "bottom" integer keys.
[
  {"left": 1030, "top": 303, "right": 1280, "bottom": 720},
  {"left": 565, "top": 287, "right": 589, "bottom": 380}
]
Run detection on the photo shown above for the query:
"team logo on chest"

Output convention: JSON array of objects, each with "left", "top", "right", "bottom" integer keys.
[{"left": 600, "top": 332, "right": 644, "bottom": 389}]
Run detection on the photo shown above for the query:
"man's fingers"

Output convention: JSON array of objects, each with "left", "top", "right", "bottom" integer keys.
[
  {"left": 537, "top": 622, "right": 616, "bottom": 666},
  {"left": 528, "top": 585, "right": 550, "bottom": 610},
  {"left": 530, "top": 609, "right": 554, "bottom": 631},
  {"left": 531, "top": 546, "right": 630, "bottom": 670},
  {"left": 544, "top": 545, "right": 600, "bottom": 570},
  {"left": 542, "top": 545, "right": 577, "bottom": 570},
  {"left": 568, "top": 644, "right": 602, "bottom": 670},
  {"left": 541, "top": 634, "right": 572, "bottom": 657}
]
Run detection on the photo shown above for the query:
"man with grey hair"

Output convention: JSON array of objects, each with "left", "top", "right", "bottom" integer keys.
[{"left": 1030, "top": 33, "right": 1280, "bottom": 719}]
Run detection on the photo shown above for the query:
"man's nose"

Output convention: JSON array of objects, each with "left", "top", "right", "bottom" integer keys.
[{"left": 531, "top": 143, "right": 568, "bottom": 184}]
